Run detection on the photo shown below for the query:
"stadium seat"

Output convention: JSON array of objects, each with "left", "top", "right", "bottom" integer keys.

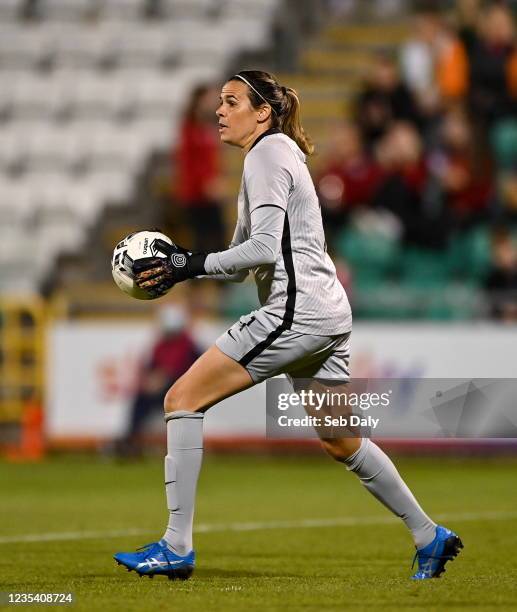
[
  {"left": 400, "top": 248, "right": 451, "bottom": 289},
  {"left": 130, "top": 117, "right": 176, "bottom": 151},
  {"left": 98, "top": 0, "right": 147, "bottom": 21},
  {"left": 0, "top": 0, "right": 281, "bottom": 293},
  {"left": 0, "top": 120, "right": 35, "bottom": 170},
  {"left": 0, "top": 25, "right": 52, "bottom": 69},
  {"left": 335, "top": 226, "right": 401, "bottom": 288},
  {"left": 221, "top": 280, "right": 261, "bottom": 319},
  {"left": 9, "top": 72, "right": 58, "bottom": 119},
  {"left": 0, "top": 179, "right": 34, "bottom": 225},
  {"left": 51, "top": 24, "right": 116, "bottom": 69},
  {"left": 175, "top": 24, "right": 233, "bottom": 66},
  {"left": 84, "top": 168, "right": 133, "bottom": 204},
  {"left": 71, "top": 73, "right": 137, "bottom": 119},
  {"left": 133, "top": 70, "right": 187, "bottom": 117},
  {"left": 0, "top": 0, "right": 24, "bottom": 21},
  {"left": 447, "top": 227, "right": 491, "bottom": 283},
  {"left": 491, "top": 119, "right": 517, "bottom": 171},
  {"left": 38, "top": 0, "right": 94, "bottom": 21},
  {"left": 222, "top": 0, "right": 279, "bottom": 20},
  {"left": 160, "top": 0, "right": 218, "bottom": 19},
  {"left": 112, "top": 26, "right": 179, "bottom": 69}
]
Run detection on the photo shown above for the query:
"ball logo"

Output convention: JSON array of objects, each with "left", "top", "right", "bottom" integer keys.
[{"left": 172, "top": 253, "right": 187, "bottom": 267}]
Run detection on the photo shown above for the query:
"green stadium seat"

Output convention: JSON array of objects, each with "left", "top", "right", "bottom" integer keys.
[
  {"left": 491, "top": 119, "right": 517, "bottom": 171},
  {"left": 335, "top": 227, "right": 400, "bottom": 289},
  {"left": 399, "top": 248, "right": 450, "bottom": 289},
  {"left": 448, "top": 227, "right": 491, "bottom": 282},
  {"left": 220, "top": 281, "right": 260, "bottom": 320}
]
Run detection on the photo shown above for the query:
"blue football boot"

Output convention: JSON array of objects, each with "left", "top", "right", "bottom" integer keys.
[
  {"left": 114, "top": 540, "right": 195, "bottom": 580},
  {"left": 411, "top": 525, "right": 463, "bottom": 579}
]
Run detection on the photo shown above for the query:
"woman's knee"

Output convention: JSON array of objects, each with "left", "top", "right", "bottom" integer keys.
[
  {"left": 164, "top": 380, "right": 202, "bottom": 415},
  {"left": 320, "top": 437, "right": 361, "bottom": 462}
]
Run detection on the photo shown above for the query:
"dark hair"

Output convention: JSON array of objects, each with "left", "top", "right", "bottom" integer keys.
[
  {"left": 184, "top": 83, "right": 211, "bottom": 122},
  {"left": 229, "top": 69, "right": 314, "bottom": 155}
]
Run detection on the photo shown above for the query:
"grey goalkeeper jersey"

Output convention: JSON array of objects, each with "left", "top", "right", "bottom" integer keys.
[{"left": 204, "top": 129, "right": 352, "bottom": 335}]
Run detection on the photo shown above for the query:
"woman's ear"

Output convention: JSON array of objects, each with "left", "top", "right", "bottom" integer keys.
[{"left": 257, "top": 104, "right": 273, "bottom": 124}]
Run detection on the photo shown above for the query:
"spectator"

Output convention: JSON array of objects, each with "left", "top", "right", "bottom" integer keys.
[
  {"left": 432, "top": 108, "right": 493, "bottom": 227},
  {"left": 372, "top": 122, "right": 448, "bottom": 247},
  {"left": 173, "top": 84, "right": 225, "bottom": 252},
  {"left": 401, "top": 7, "right": 468, "bottom": 120},
  {"left": 466, "top": 3, "right": 517, "bottom": 127},
  {"left": 355, "top": 53, "right": 421, "bottom": 150},
  {"left": 316, "top": 122, "right": 383, "bottom": 238},
  {"left": 484, "top": 227, "right": 517, "bottom": 321},
  {"left": 455, "top": 0, "right": 483, "bottom": 52},
  {"left": 116, "top": 305, "right": 201, "bottom": 456}
]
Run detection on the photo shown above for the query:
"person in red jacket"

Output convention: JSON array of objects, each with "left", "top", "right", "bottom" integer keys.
[
  {"left": 316, "top": 122, "right": 383, "bottom": 240},
  {"left": 174, "top": 84, "right": 225, "bottom": 252},
  {"left": 117, "top": 305, "right": 201, "bottom": 456}
]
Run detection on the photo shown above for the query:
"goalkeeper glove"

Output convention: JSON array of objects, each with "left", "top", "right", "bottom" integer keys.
[{"left": 133, "top": 239, "right": 207, "bottom": 298}]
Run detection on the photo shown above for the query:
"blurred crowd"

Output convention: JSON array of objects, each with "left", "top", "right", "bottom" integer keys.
[
  {"left": 316, "top": 1, "right": 517, "bottom": 320},
  {"left": 167, "top": 1, "right": 517, "bottom": 321}
]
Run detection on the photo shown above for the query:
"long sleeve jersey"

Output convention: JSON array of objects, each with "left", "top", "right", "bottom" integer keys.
[{"left": 204, "top": 129, "right": 352, "bottom": 335}]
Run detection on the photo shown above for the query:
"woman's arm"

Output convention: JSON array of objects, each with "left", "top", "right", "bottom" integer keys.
[
  {"left": 204, "top": 143, "right": 293, "bottom": 276},
  {"left": 205, "top": 220, "right": 249, "bottom": 282},
  {"left": 204, "top": 205, "right": 285, "bottom": 275},
  {"left": 133, "top": 142, "right": 295, "bottom": 295}
]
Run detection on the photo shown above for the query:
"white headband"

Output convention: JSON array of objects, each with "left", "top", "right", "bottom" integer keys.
[{"left": 233, "top": 74, "right": 277, "bottom": 114}]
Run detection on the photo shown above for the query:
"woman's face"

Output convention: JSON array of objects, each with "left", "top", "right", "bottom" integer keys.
[{"left": 216, "top": 80, "right": 271, "bottom": 149}]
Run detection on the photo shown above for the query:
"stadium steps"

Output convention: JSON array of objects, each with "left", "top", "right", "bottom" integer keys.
[
  {"left": 302, "top": 50, "right": 378, "bottom": 75},
  {"left": 324, "top": 23, "right": 410, "bottom": 46},
  {"left": 222, "top": 21, "right": 409, "bottom": 198}
]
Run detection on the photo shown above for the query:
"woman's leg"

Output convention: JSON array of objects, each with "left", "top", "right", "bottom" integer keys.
[
  {"left": 299, "top": 379, "right": 436, "bottom": 549},
  {"left": 161, "top": 345, "right": 254, "bottom": 556},
  {"left": 321, "top": 436, "right": 437, "bottom": 549}
]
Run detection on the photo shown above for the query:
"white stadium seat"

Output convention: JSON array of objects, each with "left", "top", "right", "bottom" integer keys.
[
  {"left": 160, "top": 0, "right": 218, "bottom": 19},
  {"left": 0, "top": 0, "right": 280, "bottom": 292},
  {"left": 111, "top": 25, "right": 179, "bottom": 68},
  {"left": 131, "top": 70, "right": 186, "bottom": 117},
  {"left": 130, "top": 117, "right": 175, "bottom": 150},
  {"left": 0, "top": 25, "right": 53, "bottom": 69},
  {"left": 70, "top": 73, "right": 136, "bottom": 118},
  {"left": 51, "top": 24, "right": 116, "bottom": 69},
  {"left": 0, "top": 0, "right": 24, "bottom": 21},
  {"left": 38, "top": 0, "right": 93, "bottom": 21},
  {"left": 222, "top": 0, "right": 278, "bottom": 19},
  {"left": 98, "top": 0, "right": 146, "bottom": 20},
  {"left": 0, "top": 179, "right": 34, "bottom": 225},
  {"left": 84, "top": 168, "right": 133, "bottom": 203},
  {"left": 10, "top": 73, "right": 56, "bottom": 119}
]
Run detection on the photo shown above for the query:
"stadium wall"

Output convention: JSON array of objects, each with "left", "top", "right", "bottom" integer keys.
[{"left": 46, "top": 321, "right": 517, "bottom": 448}]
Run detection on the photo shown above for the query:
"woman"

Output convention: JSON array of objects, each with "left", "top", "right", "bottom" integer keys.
[
  {"left": 174, "top": 84, "right": 225, "bottom": 253},
  {"left": 114, "top": 70, "right": 462, "bottom": 581}
]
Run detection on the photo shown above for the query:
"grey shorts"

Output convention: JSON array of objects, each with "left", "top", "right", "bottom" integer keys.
[{"left": 215, "top": 309, "right": 351, "bottom": 384}]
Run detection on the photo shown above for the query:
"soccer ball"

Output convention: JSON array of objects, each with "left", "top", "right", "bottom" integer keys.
[{"left": 111, "top": 230, "right": 173, "bottom": 300}]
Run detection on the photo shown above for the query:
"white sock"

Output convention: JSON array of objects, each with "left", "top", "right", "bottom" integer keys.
[
  {"left": 162, "top": 410, "right": 204, "bottom": 556},
  {"left": 344, "top": 439, "right": 436, "bottom": 548}
]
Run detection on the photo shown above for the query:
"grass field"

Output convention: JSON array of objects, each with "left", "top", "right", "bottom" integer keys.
[{"left": 1, "top": 453, "right": 517, "bottom": 611}]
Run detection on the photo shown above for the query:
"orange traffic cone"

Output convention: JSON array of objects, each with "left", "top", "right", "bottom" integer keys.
[{"left": 6, "top": 401, "right": 45, "bottom": 462}]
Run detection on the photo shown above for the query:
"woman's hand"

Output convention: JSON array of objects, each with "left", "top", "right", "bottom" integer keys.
[{"left": 133, "top": 239, "right": 207, "bottom": 298}]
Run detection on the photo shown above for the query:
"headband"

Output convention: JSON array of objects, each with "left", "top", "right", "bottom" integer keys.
[{"left": 233, "top": 74, "right": 280, "bottom": 115}]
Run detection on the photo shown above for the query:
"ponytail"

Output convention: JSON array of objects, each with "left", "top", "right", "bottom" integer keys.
[{"left": 280, "top": 87, "right": 314, "bottom": 156}]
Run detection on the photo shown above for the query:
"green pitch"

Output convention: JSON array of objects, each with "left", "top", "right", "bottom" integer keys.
[{"left": 1, "top": 453, "right": 517, "bottom": 611}]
